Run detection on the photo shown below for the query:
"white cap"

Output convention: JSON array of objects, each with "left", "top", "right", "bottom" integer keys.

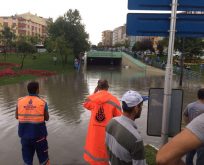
[{"left": 121, "top": 90, "right": 144, "bottom": 107}]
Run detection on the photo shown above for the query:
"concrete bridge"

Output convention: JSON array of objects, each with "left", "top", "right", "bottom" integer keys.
[
  {"left": 86, "top": 51, "right": 123, "bottom": 65},
  {"left": 85, "top": 51, "right": 165, "bottom": 75}
]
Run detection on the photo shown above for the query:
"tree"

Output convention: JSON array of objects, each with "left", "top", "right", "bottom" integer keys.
[
  {"left": 159, "top": 37, "right": 204, "bottom": 57},
  {"left": 132, "top": 41, "right": 142, "bottom": 52},
  {"left": 157, "top": 40, "right": 164, "bottom": 55},
  {"left": 47, "top": 9, "right": 90, "bottom": 60},
  {"left": 0, "top": 26, "right": 15, "bottom": 60},
  {"left": 55, "top": 36, "right": 73, "bottom": 65},
  {"left": 16, "top": 40, "right": 36, "bottom": 69},
  {"left": 124, "top": 39, "right": 130, "bottom": 48},
  {"left": 132, "top": 40, "right": 154, "bottom": 52},
  {"left": 174, "top": 38, "right": 204, "bottom": 57}
]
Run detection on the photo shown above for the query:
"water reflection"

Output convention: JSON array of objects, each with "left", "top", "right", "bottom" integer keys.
[{"left": 0, "top": 66, "right": 203, "bottom": 164}]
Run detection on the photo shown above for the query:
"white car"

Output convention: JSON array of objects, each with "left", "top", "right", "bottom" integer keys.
[{"left": 173, "top": 51, "right": 182, "bottom": 56}]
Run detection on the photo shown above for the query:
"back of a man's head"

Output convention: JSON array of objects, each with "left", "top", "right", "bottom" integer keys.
[
  {"left": 121, "top": 90, "right": 144, "bottom": 113},
  {"left": 198, "top": 88, "right": 204, "bottom": 100},
  {"left": 27, "top": 81, "right": 39, "bottom": 94},
  {"left": 97, "top": 79, "right": 109, "bottom": 90}
]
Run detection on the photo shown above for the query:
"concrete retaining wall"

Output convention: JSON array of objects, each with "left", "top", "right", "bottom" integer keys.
[{"left": 122, "top": 52, "right": 165, "bottom": 76}]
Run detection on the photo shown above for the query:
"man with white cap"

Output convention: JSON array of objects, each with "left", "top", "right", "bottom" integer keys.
[{"left": 105, "top": 90, "right": 148, "bottom": 165}]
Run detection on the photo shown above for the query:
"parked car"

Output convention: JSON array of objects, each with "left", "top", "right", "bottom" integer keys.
[{"left": 173, "top": 51, "right": 182, "bottom": 56}]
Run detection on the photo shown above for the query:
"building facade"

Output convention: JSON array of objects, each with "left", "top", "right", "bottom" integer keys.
[
  {"left": 102, "top": 30, "right": 113, "bottom": 47},
  {"left": 0, "top": 12, "right": 47, "bottom": 41},
  {"left": 112, "top": 25, "right": 127, "bottom": 46},
  {"left": 100, "top": 24, "right": 163, "bottom": 50}
]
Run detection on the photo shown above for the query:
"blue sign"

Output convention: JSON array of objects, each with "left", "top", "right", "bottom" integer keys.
[
  {"left": 127, "top": 13, "right": 204, "bottom": 37},
  {"left": 128, "top": 0, "right": 204, "bottom": 11}
]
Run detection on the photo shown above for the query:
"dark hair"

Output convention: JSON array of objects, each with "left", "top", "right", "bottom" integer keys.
[
  {"left": 27, "top": 81, "right": 39, "bottom": 94},
  {"left": 122, "top": 101, "right": 135, "bottom": 113},
  {"left": 97, "top": 79, "right": 109, "bottom": 90},
  {"left": 122, "top": 101, "right": 143, "bottom": 113},
  {"left": 197, "top": 88, "right": 204, "bottom": 100}
]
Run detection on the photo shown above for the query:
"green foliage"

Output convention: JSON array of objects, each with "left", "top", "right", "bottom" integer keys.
[
  {"left": 16, "top": 40, "right": 36, "bottom": 54},
  {"left": 44, "top": 38, "right": 55, "bottom": 53},
  {"left": 47, "top": 9, "right": 90, "bottom": 57},
  {"left": 145, "top": 145, "right": 157, "bottom": 165},
  {"left": 16, "top": 35, "right": 41, "bottom": 45},
  {"left": 124, "top": 39, "right": 130, "bottom": 48},
  {"left": 16, "top": 40, "right": 37, "bottom": 69},
  {"left": 55, "top": 36, "right": 73, "bottom": 65},
  {"left": 157, "top": 41, "right": 164, "bottom": 55},
  {"left": 160, "top": 37, "right": 204, "bottom": 57},
  {"left": 0, "top": 26, "right": 16, "bottom": 58},
  {"left": 1, "top": 26, "right": 15, "bottom": 45},
  {"left": 132, "top": 40, "right": 154, "bottom": 52}
]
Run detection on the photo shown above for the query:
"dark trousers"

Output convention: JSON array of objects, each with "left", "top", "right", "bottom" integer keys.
[
  {"left": 186, "top": 150, "right": 196, "bottom": 165},
  {"left": 186, "top": 146, "right": 204, "bottom": 165},
  {"left": 21, "top": 137, "right": 50, "bottom": 165}
]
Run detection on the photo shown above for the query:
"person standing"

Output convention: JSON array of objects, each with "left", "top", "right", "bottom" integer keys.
[
  {"left": 83, "top": 79, "right": 122, "bottom": 165},
  {"left": 106, "top": 90, "right": 148, "bottom": 165},
  {"left": 16, "top": 81, "right": 50, "bottom": 165},
  {"left": 156, "top": 113, "right": 204, "bottom": 165},
  {"left": 183, "top": 88, "right": 204, "bottom": 165}
]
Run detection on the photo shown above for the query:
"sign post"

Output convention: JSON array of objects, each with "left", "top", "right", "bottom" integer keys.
[
  {"left": 161, "top": 0, "right": 178, "bottom": 145},
  {"left": 127, "top": 0, "right": 204, "bottom": 146}
]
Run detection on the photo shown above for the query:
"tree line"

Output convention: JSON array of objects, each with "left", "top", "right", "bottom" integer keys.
[{"left": 132, "top": 37, "right": 204, "bottom": 57}]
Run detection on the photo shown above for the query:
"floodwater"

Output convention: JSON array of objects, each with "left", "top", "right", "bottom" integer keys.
[{"left": 0, "top": 65, "right": 203, "bottom": 165}]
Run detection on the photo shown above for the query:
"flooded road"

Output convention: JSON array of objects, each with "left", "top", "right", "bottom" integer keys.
[{"left": 0, "top": 65, "right": 203, "bottom": 164}]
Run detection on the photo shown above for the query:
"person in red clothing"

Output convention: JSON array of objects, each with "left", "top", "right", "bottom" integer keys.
[{"left": 83, "top": 79, "right": 122, "bottom": 165}]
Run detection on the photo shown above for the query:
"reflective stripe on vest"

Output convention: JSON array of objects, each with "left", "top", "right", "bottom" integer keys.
[
  {"left": 18, "top": 96, "right": 45, "bottom": 123},
  {"left": 106, "top": 100, "right": 122, "bottom": 111},
  {"left": 84, "top": 149, "right": 109, "bottom": 162}
]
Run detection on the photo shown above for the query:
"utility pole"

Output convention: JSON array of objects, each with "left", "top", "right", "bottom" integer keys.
[{"left": 161, "top": 0, "right": 178, "bottom": 145}]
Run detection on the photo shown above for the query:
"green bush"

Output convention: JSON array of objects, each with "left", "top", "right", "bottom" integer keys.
[{"left": 145, "top": 144, "right": 158, "bottom": 165}]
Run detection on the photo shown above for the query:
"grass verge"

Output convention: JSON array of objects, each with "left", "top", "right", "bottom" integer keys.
[
  {"left": 145, "top": 144, "right": 157, "bottom": 165},
  {"left": 0, "top": 52, "right": 75, "bottom": 86}
]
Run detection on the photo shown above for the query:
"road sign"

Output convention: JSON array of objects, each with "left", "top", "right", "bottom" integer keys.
[
  {"left": 147, "top": 88, "right": 183, "bottom": 137},
  {"left": 127, "top": 13, "right": 204, "bottom": 37},
  {"left": 128, "top": 0, "right": 204, "bottom": 11}
]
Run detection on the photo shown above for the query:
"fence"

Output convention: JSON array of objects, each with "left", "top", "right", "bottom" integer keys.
[{"left": 124, "top": 51, "right": 202, "bottom": 80}]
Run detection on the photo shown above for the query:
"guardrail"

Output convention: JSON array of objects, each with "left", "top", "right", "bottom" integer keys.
[
  {"left": 173, "top": 67, "right": 201, "bottom": 80},
  {"left": 122, "top": 52, "right": 146, "bottom": 70},
  {"left": 87, "top": 51, "right": 122, "bottom": 58}
]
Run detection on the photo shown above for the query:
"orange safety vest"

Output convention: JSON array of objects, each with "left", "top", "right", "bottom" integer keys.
[
  {"left": 83, "top": 90, "right": 122, "bottom": 165},
  {"left": 18, "top": 96, "right": 45, "bottom": 123}
]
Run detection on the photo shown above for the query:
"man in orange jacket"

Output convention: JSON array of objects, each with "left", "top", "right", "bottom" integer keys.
[
  {"left": 16, "top": 81, "right": 50, "bottom": 165},
  {"left": 83, "top": 79, "right": 122, "bottom": 165}
]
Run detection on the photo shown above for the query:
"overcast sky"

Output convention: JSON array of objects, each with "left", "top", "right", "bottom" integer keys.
[{"left": 0, "top": 0, "right": 129, "bottom": 45}]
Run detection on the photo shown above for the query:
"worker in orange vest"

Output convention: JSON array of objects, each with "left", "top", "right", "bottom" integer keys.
[
  {"left": 83, "top": 79, "right": 122, "bottom": 165},
  {"left": 15, "top": 81, "right": 50, "bottom": 165}
]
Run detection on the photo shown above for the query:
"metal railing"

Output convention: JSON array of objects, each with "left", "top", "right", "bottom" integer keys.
[{"left": 124, "top": 51, "right": 202, "bottom": 80}]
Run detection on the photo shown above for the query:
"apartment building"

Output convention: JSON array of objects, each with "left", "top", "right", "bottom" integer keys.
[
  {"left": 112, "top": 25, "right": 127, "bottom": 46},
  {"left": 101, "top": 24, "right": 163, "bottom": 50},
  {"left": 102, "top": 30, "right": 113, "bottom": 46},
  {"left": 0, "top": 12, "right": 47, "bottom": 41}
]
